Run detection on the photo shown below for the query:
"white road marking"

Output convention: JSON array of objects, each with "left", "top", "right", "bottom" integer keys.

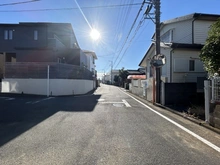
[
  {"left": 122, "top": 99, "right": 131, "bottom": 107},
  {"left": 120, "top": 89, "right": 220, "bottom": 153},
  {"left": 99, "top": 99, "right": 131, "bottom": 107},
  {"left": 99, "top": 101, "right": 124, "bottom": 104},
  {"left": 25, "top": 97, "right": 54, "bottom": 104},
  {"left": 16, "top": 153, "right": 26, "bottom": 160},
  {"left": 5, "top": 98, "right": 15, "bottom": 101},
  {"left": 97, "top": 99, "right": 105, "bottom": 102},
  {"left": 32, "top": 97, "right": 54, "bottom": 104},
  {"left": 0, "top": 97, "right": 15, "bottom": 100}
]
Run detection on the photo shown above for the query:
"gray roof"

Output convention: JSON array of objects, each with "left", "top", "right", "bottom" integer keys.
[{"left": 162, "top": 13, "right": 220, "bottom": 25}]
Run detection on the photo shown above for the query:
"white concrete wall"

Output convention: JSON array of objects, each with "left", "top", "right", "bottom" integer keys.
[
  {"left": 146, "top": 77, "right": 153, "bottom": 102},
  {"left": 1, "top": 79, "right": 93, "bottom": 96},
  {"left": 130, "top": 79, "right": 144, "bottom": 97}
]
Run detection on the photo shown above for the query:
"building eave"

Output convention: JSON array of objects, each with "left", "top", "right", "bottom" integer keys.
[
  {"left": 162, "top": 13, "right": 220, "bottom": 25},
  {"left": 171, "top": 43, "right": 204, "bottom": 49},
  {"left": 139, "top": 43, "right": 154, "bottom": 67}
]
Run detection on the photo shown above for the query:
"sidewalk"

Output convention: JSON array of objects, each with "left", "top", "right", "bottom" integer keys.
[{"left": 125, "top": 90, "right": 220, "bottom": 135}]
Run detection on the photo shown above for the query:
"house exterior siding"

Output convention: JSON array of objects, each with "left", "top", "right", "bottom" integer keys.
[
  {"left": 161, "top": 48, "right": 170, "bottom": 81},
  {"left": 80, "top": 49, "right": 88, "bottom": 67},
  {"left": 161, "top": 19, "right": 193, "bottom": 44},
  {"left": 145, "top": 46, "right": 171, "bottom": 82},
  {"left": 15, "top": 25, "right": 47, "bottom": 48},
  {"left": 46, "top": 23, "right": 75, "bottom": 48},
  {"left": 194, "top": 20, "right": 214, "bottom": 44},
  {"left": 172, "top": 49, "right": 206, "bottom": 82},
  {"left": 0, "top": 23, "right": 84, "bottom": 65},
  {"left": 0, "top": 25, "right": 48, "bottom": 51}
]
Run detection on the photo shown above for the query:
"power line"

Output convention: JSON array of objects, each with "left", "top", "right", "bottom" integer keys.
[
  {"left": 114, "top": 16, "right": 147, "bottom": 69},
  {"left": 0, "top": 2, "right": 142, "bottom": 12},
  {"left": 113, "top": 0, "right": 146, "bottom": 68},
  {"left": 0, "top": 0, "right": 39, "bottom": 7},
  {"left": 112, "top": 0, "right": 134, "bottom": 61}
]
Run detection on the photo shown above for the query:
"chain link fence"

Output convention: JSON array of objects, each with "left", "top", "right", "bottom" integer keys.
[{"left": 4, "top": 62, "right": 94, "bottom": 80}]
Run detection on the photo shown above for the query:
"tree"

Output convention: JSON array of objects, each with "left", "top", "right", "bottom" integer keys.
[
  {"left": 114, "top": 75, "right": 119, "bottom": 85},
  {"left": 200, "top": 18, "right": 220, "bottom": 76},
  {"left": 119, "top": 67, "right": 129, "bottom": 86}
]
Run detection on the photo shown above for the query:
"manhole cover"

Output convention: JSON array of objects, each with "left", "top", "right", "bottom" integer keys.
[{"left": 113, "top": 103, "right": 124, "bottom": 107}]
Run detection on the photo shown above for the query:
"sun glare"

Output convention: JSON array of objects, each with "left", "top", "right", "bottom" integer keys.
[{"left": 90, "top": 29, "right": 100, "bottom": 40}]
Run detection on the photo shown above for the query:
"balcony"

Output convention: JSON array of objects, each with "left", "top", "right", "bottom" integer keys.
[{"left": 48, "top": 35, "right": 66, "bottom": 50}]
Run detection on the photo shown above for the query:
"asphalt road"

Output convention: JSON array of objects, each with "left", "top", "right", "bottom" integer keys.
[{"left": 0, "top": 84, "right": 220, "bottom": 165}]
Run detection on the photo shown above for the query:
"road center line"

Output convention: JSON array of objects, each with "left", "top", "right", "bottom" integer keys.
[{"left": 120, "top": 89, "right": 220, "bottom": 153}]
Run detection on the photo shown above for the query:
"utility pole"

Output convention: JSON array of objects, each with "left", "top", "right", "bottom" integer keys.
[
  {"left": 144, "top": 0, "right": 161, "bottom": 103},
  {"left": 109, "top": 61, "right": 113, "bottom": 84},
  {"left": 155, "top": 0, "right": 161, "bottom": 103}
]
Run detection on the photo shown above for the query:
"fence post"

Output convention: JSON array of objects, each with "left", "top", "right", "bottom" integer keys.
[
  {"left": 47, "top": 65, "right": 50, "bottom": 97},
  {"left": 204, "top": 80, "right": 210, "bottom": 123},
  {"left": 211, "top": 78, "right": 215, "bottom": 103}
]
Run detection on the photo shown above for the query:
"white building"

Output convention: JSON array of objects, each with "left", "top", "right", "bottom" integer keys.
[
  {"left": 82, "top": 50, "right": 97, "bottom": 76},
  {"left": 139, "top": 13, "right": 220, "bottom": 104},
  {"left": 102, "top": 69, "right": 119, "bottom": 84}
]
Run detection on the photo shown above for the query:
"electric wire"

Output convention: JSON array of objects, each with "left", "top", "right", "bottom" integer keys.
[
  {"left": 0, "top": 2, "right": 142, "bottom": 12},
  {"left": 114, "top": 15, "right": 147, "bottom": 68},
  {"left": 112, "top": 0, "right": 146, "bottom": 69},
  {"left": 0, "top": 0, "right": 39, "bottom": 7},
  {"left": 112, "top": 0, "right": 134, "bottom": 61}
]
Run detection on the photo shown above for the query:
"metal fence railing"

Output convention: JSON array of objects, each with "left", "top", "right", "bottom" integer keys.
[
  {"left": 211, "top": 76, "right": 220, "bottom": 103},
  {"left": 5, "top": 62, "right": 94, "bottom": 80}
]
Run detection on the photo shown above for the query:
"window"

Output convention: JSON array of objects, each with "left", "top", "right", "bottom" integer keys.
[
  {"left": 161, "top": 29, "right": 173, "bottom": 43},
  {"left": 4, "top": 30, "right": 13, "bottom": 40},
  {"left": 189, "top": 60, "right": 195, "bottom": 71},
  {"left": 34, "top": 30, "right": 38, "bottom": 40}
]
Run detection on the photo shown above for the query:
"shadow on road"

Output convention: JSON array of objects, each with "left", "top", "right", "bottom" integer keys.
[{"left": 0, "top": 93, "right": 101, "bottom": 147}]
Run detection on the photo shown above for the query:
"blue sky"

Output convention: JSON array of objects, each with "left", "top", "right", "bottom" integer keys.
[{"left": 0, "top": 0, "right": 220, "bottom": 75}]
